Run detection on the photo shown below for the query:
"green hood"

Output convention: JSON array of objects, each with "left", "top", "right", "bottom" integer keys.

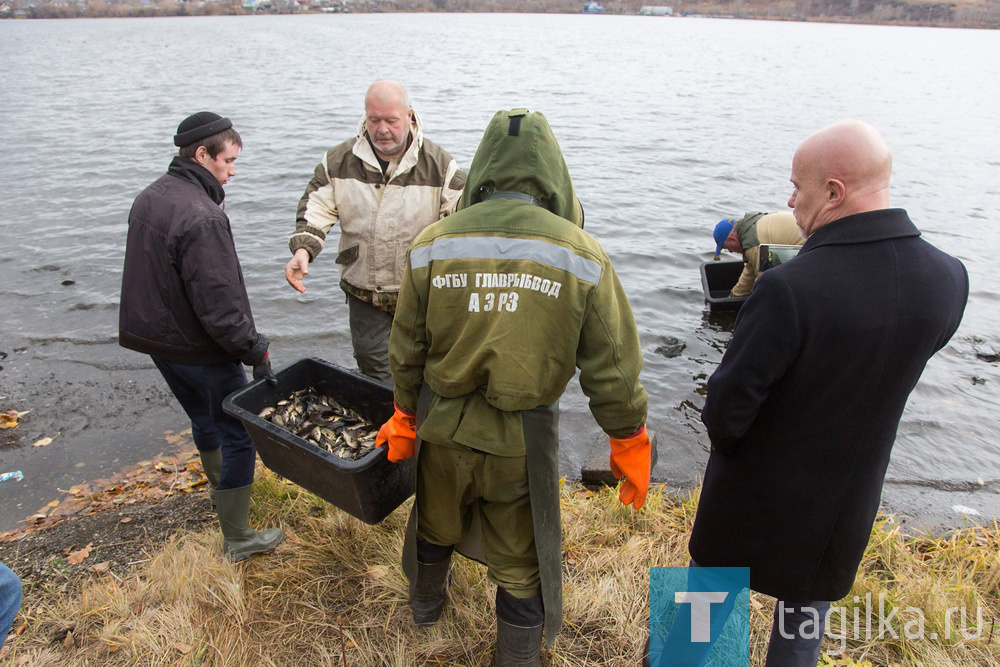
[{"left": 458, "top": 108, "right": 584, "bottom": 228}]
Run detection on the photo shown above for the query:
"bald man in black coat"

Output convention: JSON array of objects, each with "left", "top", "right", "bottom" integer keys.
[{"left": 688, "top": 120, "right": 969, "bottom": 666}]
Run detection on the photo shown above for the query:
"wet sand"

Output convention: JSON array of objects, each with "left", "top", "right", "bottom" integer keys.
[{"left": 0, "top": 333, "right": 186, "bottom": 533}]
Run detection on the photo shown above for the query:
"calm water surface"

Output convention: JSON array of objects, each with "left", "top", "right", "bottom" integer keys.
[{"left": 1, "top": 14, "right": 998, "bottom": 526}]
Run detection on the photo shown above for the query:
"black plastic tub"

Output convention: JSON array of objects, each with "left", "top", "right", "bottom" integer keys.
[
  {"left": 700, "top": 260, "right": 748, "bottom": 313},
  {"left": 223, "top": 357, "right": 414, "bottom": 525}
]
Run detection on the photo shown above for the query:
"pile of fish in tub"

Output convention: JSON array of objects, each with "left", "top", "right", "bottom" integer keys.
[{"left": 258, "top": 387, "right": 378, "bottom": 461}]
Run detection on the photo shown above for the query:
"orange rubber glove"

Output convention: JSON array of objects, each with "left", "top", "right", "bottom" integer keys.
[
  {"left": 376, "top": 404, "right": 417, "bottom": 463},
  {"left": 609, "top": 425, "right": 651, "bottom": 510}
]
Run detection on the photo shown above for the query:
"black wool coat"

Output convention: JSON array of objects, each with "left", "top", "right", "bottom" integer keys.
[{"left": 689, "top": 208, "right": 968, "bottom": 602}]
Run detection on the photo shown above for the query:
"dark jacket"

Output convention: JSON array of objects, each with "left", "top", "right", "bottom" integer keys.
[
  {"left": 119, "top": 158, "right": 267, "bottom": 365},
  {"left": 690, "top": 208, "right": 968, "bottom": 602}
]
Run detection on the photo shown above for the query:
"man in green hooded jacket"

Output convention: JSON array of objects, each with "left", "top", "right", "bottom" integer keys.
[{"left": 376, "top": 109, "right": 650, "bottom": 665}]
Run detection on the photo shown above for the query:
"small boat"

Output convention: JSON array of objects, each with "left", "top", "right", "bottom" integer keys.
[
  {"left": 700, "top": 245, "right": 802, "bottom": 313},
  {"left": 581, "top": 0, "right": 604, "bottom": 13},
  {"left": 700, "top": 260, "right": 747, "bottom": 313}
]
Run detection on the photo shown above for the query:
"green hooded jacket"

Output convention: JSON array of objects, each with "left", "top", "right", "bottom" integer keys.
[
  {"left": 391, "top": 110, "right": 647, "bottom": 647},
  {"left": 389, "top": 108, "right": 647, "bottom": 449}
]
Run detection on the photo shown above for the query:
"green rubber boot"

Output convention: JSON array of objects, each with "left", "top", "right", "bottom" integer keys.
[
  {"left": 214, "top": 484, "right": 284, "bottom": 562},
  {"left": 198, "top": 449, "right": 222, "bottom": 510}
]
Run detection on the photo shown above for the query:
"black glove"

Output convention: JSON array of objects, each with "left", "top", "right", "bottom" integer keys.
[
  {"left": 252, "top": 352, "right": 277, "bottom": 387},
  {"left": 241, "top": 334, "right": 270, "bottom": 366}
]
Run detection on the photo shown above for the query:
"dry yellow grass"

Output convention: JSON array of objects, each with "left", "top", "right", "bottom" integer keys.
[{"left": 2, "top": 471, "right": 998, "bottom": 666}]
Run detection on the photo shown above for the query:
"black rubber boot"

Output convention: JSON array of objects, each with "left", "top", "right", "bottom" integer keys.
[
  {"left": 410, "top": 539, "right": 454, "bottom": 625},
  {"left": 494, "top": 587, "right": 544, "bottom": 667},
  {"left": 199, "top": 449, "right": 222, "bottom": 510}
]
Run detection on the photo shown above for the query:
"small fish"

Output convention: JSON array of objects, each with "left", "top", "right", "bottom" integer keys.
[
  {"left": 259, "top": 387, "right": 378, "bottom": 461},
  {"left": 342, "top": 431, "right": 357, "bottom": 450}
]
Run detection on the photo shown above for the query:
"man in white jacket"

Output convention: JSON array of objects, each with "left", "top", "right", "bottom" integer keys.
[{"left": 285, "top": 81, "right": 466, "bottom": 384}]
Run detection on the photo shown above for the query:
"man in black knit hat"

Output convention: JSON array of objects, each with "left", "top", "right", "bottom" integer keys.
[{"left": 119, "top": 112, "right": 284, "bottom": 561}]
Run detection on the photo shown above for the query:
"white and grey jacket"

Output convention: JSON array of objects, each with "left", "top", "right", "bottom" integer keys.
[{"left": 290, "top": 112, "right": 466, "bottom": 309}]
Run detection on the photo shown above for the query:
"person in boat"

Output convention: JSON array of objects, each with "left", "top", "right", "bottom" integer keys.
[
  {"left": 377, "top": 109, "right": 650, "bottom": 665},
  {"left": 713, "top": 211, "right": 804, "bottom": 297},
  {"left": 283, "top": 81, "right": 466, "bottom": 386},
  {"left": 119, "top": 112, "right": 283, "bottom": 562},
  {"left": 687, "top": 120, "right": 968, "bottom": 666}
]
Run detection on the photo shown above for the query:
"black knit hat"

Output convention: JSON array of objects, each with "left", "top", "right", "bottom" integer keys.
[{"left": 173, "top": 112, "right": 233, "bottom": 148}]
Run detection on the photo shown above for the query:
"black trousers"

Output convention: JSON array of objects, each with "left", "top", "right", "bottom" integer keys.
[
  {"left": 152, "top": 357, "right": 256, "bottom": 490},
  {"left": 765, "top": 599, "right": 830, "bottom": 667}
]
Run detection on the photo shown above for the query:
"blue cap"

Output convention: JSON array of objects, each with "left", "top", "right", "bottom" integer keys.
[{"left": 713, "top": 218, "right": 735, "bottom": 256}]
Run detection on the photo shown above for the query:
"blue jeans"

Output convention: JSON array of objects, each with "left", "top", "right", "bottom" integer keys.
[
  {"left": 0, "top": 563, "right": 22, "bottom": 650},
  {"left": 152, "top": 357, "right": 256, "bottom": 490}
]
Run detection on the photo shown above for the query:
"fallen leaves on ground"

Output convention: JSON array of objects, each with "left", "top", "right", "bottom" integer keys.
[
  {"left": 0, "top": 430, "right": 207, "bottom": 540},
  {"left": 65, "top": 542, "right": 93, "bottom": 565},
  {"left": 0, "top": 410, "right": 30, "bottom": 430},
  {"left": 31, "top": 435, "right": 57, "bottom": 447}
]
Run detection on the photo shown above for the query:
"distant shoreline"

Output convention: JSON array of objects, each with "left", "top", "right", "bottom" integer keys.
[{"left": 2, "top": 8, "right": 997, "bottom": 31}]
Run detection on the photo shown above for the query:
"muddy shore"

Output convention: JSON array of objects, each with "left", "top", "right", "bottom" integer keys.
[
  {"left": 0, "top": 332, "right": 186, "bottom": 534},
  {"left": 2, "top": 326, "right": 998, "bottom": 538}
]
